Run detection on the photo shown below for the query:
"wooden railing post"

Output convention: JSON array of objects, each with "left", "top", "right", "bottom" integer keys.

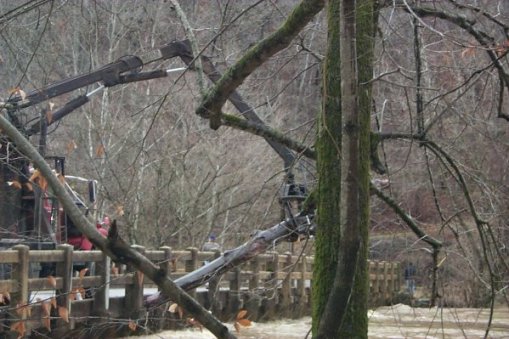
[
  {"left": 245, "top": 256, "right": 262, "bottom": 320},
  {"left": 258, "top": 251, "right": 278, "bottom": 321},
  {"left": 92, "top": 251, "right": 110, "bottom": 317},
  {"left": 148, "top": 246, "right": 173, "bottom": 332},
  {"left": 374, "top": 261, "right": 381, "bottom": 305},
  {"left": 388, "top": 262, "right": 395, "bottom": 299},
  {"left": 394, "top": 262, "right": 402, "bottom": 292},
  {"left": 160, "top": 246, "right": 173, "bottom": 276},
  {"left": 208, "top": 249, "right": 221, "bottom": 315},
  {"left": 124, "top": 245, "right": 146, "bottom": 320},
  {"left": 56, "top": 244, "right": 74, "bottom": 330},
  {"left": 10, "top": 245, "right": 30, "bottom": 328},
  {"left": 185, "top": 247, "right": 198, "bottom": 299},
  {"left": 185, "top": 247, "right": 198, "bottom": 272},
  {"left": 382, "top": 261, "right": 389, "bottom": 304},
  {"left": 280, "top": 252, "right": 292, "bottom": 317},
  {"left": 296, "top": 254, "right": 307, "bottom": 317},
  {"left": 270, "top": 252, "right": 280, "bottom": 303},
  {"left": 227, "top": 267, "right": 241, "bottom": 320},
  {"left": 249, "top": 256, "right": 260, "bottom": 290}
]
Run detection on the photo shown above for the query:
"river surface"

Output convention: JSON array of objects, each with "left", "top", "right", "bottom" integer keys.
[{"left": 123, "top": 304, "right": 509, "bottom": 338}]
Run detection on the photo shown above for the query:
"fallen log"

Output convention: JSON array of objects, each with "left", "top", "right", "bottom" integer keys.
[{"left": 145, "top": 213, "right": 315, "bottom": 307}]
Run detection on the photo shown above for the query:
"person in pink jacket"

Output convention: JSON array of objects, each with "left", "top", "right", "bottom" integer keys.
[{"left": 67, "top": 216, "right": 109, "bottom": 250}]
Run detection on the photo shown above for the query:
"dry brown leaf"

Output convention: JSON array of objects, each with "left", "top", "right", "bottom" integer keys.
[
  {"left": 42, "top": 301, "right": 51, "bottom": 316},
  {"left": 237, "top": 318, "right": 252, "bottom": 327},
  {"left": 187, "top": 318, "right": 203, "bottom": 332},
  {"left": 24, "top": 182, "right": 33, "bottom": 191},
  {"left": 58, "top": 306, "right": 69, "bottom": 323},
  {"left": 47, "top": 275, "right": 57, "bottom": 288},
  {"left": 7, "top": 181, "right": 22, "bottom": 189},
  {"left": 3, "top": 291, "right": 10, "bottom": 303},
  {"left": 29, "top": 169, "right": 41, "bottom": 182},
  {"left": 66, "top": 140, "right": 77, "bottom": 155},
  {"left": 111, "top": 264, "right": 119, "bottom": 276},
  {"left": 0, "top": 292, "right": 9, "bottom": 305},
  {"left": 236, "top": 309, "right": 248, "bottom": 320},
  {"left": 18, "top": 89, "right": 27, "bottom": 101},
  {"left": 38, "top": 176, "right": 48, "bottom": 191},
  {"left": 42, "top": 316, "right": 51, "bottom": 332},
  {"left": 128, "top": 319, "right": 137, "bottom": 331},
  {"left": 15, "top": 304, "right": 24, "bottom": 317},
  {"left": 57, "top": 173, "right": 66, "bottom": 184},
  {"left": 46, "top": 109, "right": 53, "bottom": 124},
  {"left": 234, "top": 322, "right": 241, "bottom": 333},
  {"left": 50, "top": 297, "right": 57, "bottom": 309},
  {"left": 115, "top": 204, "right": 124, "bottom": 217},
  {"left": 136, "top": 271, "right": 144, "bottom": 287},
  {"left": 10, "top": 321, "right": 25, "bottom": 337},
  {"left": 78, "top": 287, "right": 86, "bottom": 299},
  {"left": 9, "top": 87, "right": 27, "bottom": 101},
  {"left": 168, "top": 303, "right": 179, "bottom": 313},
  {"left": 461, "top": 46, "right": 476, "bottom": 58},
  {"left": 79, "top": 268, "right": 89, "bottom": 280},
  {"left": 177, "top": 305, "right": 183, "bottom": 320},
  {"left": 95, "top": 144, "right": 105, "bottom": 157},
  {"left": 495, "top": 44, "right": 506, "bottom": 57},
  {"left": 15, "top": 304, "right": 31, "bottom": 318},
  {"left": 29, "top": 170, "right": 48, "bottom": 191}
]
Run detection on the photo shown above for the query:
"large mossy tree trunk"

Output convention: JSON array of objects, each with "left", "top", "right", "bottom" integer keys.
[
  {"left": 312, "top": 0, "right": 343, "bottom": 334},
  {"left": 312, "top": 0, "right": 375, "bottom": 337}
]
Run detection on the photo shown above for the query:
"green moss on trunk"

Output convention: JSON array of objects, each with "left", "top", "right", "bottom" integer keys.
[
  {"left": 312, "top": 0, "right": 342, "bottom": 334},
  {"left": 312, "top": 0, "right": 376, "bottom": 337},
  {"left": 338, "top": 0, "right": 375, "bottom": 337}
]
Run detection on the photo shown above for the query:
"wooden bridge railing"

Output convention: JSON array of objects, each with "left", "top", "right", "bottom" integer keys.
[{"left": 0, "top": 244, "right": 400, "bottom": 336}]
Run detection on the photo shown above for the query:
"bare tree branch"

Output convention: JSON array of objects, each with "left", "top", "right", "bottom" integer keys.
[
  {"left": 0, "top": 111, "right": 237, "bottom": 339},
  {"left": 195, "top": 0, "right": 325, "bottom": 129}
]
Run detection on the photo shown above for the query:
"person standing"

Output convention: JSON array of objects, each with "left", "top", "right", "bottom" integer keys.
[
  {"left": 202, "top": 234, "right": 221, "bottom": 252},
  {"left": 404, "top": 262, "right": 417, "bottom": 295}
]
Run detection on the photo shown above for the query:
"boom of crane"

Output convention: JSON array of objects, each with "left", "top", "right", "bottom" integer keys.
[{"left": 4, "top": 39, "right": 312, "bottom": 248}]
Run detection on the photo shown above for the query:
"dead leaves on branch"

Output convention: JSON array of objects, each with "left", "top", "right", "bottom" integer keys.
[
  {"left": 47, "top": 275, "right": 57, "bottom": 288},
  {"left": 128, "top": 319, "right": 137, "bottom": 331},
  {"left": 95, "top": 143, "right": 105, "bottom": 158},
  {"left": 6, "top": 180, "right": 22, "bottom": 190},
  {"left": 168, "top": 302, "right": 184, "bottom": 320},
  {"left": 234, "top": 309, "right": 252, "bottom": 333},
  {"left": 58, "top": 306, "right": 69, "bottom": 323},
  {"left": 15, "top": 304, "right": 31, "bottom": 318},
  {"left": 9, "top": 87, "right": 26, "bottom": 101},
  {"left": 10, "top": 321, "right": 26, "bottom": 338},
  {"left": 168, "top": 302, "right": 203, "bottom": 331},
  {"left": 29, "top": 169, "right": 48, "bottom": 191},
  {"left": 187, "top": 317, "right": 203, "bottom": 332},
  {"left": 0, "top": 290, "right": 10, "bottom": 305},
  {"left": 66, "top": 140, "right": 77, "bottom": 156},
  {"left": 167, "top": 304, "right": 251, "bottom": 333},
  {"left": 461, "top": 39, "right": 509, "bottom": 59}
]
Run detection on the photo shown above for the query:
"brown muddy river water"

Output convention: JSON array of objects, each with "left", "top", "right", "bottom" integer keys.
[{"left": 124, "top": 304, "right": 509, "bottom": 338}]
